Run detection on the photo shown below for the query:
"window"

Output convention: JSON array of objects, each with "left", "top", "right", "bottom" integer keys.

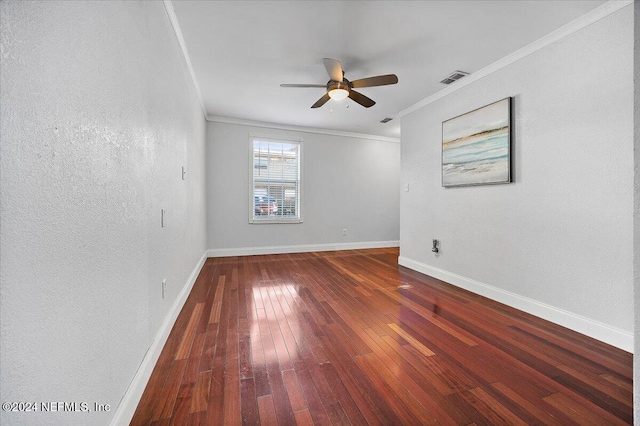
[{"left": 250, "top": 137, "right": 302, "bottom": 223}]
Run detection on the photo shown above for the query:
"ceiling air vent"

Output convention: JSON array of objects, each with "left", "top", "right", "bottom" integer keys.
[
  {"left": 380, "top": 117, "right": 393, "bottom": 124},
  {"left": 440, "top": 70, "right": 469, "bottom": 85}
]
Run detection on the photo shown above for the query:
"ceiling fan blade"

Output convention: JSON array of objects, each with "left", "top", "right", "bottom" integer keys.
[
  {"left": 280, "top": 84, "right": 327, "bottom": 88},
  {"left": 311, "top": 93, "right": 331, "bottom": 108},
  {"left": 323, "top": 58, "right": 344, "bottom": 82},
  {"left": 348, "top": 90, "right": 375, "bottom": 108},
  {"left": 350, "top": 74, "right": 398, "bottom": 88}
]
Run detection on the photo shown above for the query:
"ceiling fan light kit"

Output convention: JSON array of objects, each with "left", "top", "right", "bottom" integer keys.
[
  {"left": 328, "top": 82, "right": 349, "bottom": 100},
  {"left": 281, "top": 58, "right": 398, "bottom": 109}
]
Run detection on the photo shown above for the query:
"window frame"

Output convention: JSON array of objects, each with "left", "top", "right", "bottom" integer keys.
[{"left": 248, "top": 135, "right": 303, "bottom": 224}]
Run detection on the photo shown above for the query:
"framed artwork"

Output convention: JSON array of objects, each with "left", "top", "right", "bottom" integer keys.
[{"left": 442, "top": 97, "right": 511, "bottom": 187}]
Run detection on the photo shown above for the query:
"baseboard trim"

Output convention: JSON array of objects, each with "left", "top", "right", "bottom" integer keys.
[
  {"left": 398, "top": 256, "right": 633, "bottom": 353},
  {"left": 109, "top": 250, "right": 208, "bottom": 426},
  {"left": 208, "top": 240, "right": 399, "bottom": 257}
]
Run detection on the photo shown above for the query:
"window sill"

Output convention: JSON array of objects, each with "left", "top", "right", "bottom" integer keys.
[{"left": 249, "top": 217, "right": 303, "bottom": 224}]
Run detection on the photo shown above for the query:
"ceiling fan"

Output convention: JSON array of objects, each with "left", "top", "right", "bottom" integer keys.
[{"left": 280, "top": 58, "right": 398, "bottom": 109}]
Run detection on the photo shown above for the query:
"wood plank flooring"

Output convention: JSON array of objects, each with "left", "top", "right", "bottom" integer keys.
[{"left": 130, "top": 248, "right": 632, "bottom": 425}]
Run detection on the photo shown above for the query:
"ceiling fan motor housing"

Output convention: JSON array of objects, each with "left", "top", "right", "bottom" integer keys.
[{"left": 328, "top": 80, "right": 350, "bottom": 92}]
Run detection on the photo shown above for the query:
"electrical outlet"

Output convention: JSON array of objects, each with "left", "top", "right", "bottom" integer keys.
[
  {"left": 342, "top": 228, "right": 347, "bottom": 236},
  {"left": 162, "top": 279, "right": 166, "bottom": 299}
]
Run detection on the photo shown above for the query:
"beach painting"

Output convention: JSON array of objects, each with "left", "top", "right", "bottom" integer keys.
[{"left": 442, "top": 97, "right": 511, "bottom": 187}]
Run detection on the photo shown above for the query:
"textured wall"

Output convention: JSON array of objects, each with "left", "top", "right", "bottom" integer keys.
[
  {"left": 207, "top": 122, "right": 400, "bottom": 251},
  {"left": 0, "top": 2, "right": 206, "bottom": 425},
  {"left": 400, "top": 6, "right": 633, "bottom": 334}
]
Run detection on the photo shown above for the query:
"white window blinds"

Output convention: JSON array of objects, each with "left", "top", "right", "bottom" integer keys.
[{"left": 250, "top": 138, "right": 302, "bottom": 223}]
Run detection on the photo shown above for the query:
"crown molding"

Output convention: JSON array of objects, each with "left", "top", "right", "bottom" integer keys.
[
  {"left": 397, "top": 0, "right": 633, "bottom": 118},
  {"left": 162, "top": 0, "right": 207, "bottom": 118},
  {"left": 163, "top": 0, "right": 631, "bottom": 133},
  {"left": 162, "top": 0, "right": 399, "bottom": 142},
  {"left": 207, "top": 115, "right": 401, "bottom": 143}
]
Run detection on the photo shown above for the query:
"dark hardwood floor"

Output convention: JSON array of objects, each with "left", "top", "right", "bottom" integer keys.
[{"left": 131, "top": 248, "right": 632, "bottom": 425}]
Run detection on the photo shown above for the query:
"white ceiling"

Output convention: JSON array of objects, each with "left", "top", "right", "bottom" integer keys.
[{"left": 171, "top": 0, "right": 606, "bottom": 138}]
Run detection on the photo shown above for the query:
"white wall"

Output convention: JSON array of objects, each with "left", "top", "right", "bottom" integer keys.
[
  {"left": 0, "top": 2, "right": 206, "bottom": 425},
  {"left": 207, "top": 121, "right": 400, "bottom": 254},
  {"left": 400, "top": 6, "right": 633, "bottom": 350}
]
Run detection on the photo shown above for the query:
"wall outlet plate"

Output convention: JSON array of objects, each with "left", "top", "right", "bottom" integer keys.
[{"left": 162, "top": 279, "right": 166, "bottom": 299}]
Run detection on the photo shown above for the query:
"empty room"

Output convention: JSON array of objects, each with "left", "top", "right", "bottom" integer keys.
[{"left": 1, "top": 0, "right": 639, "bottom": 425}]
